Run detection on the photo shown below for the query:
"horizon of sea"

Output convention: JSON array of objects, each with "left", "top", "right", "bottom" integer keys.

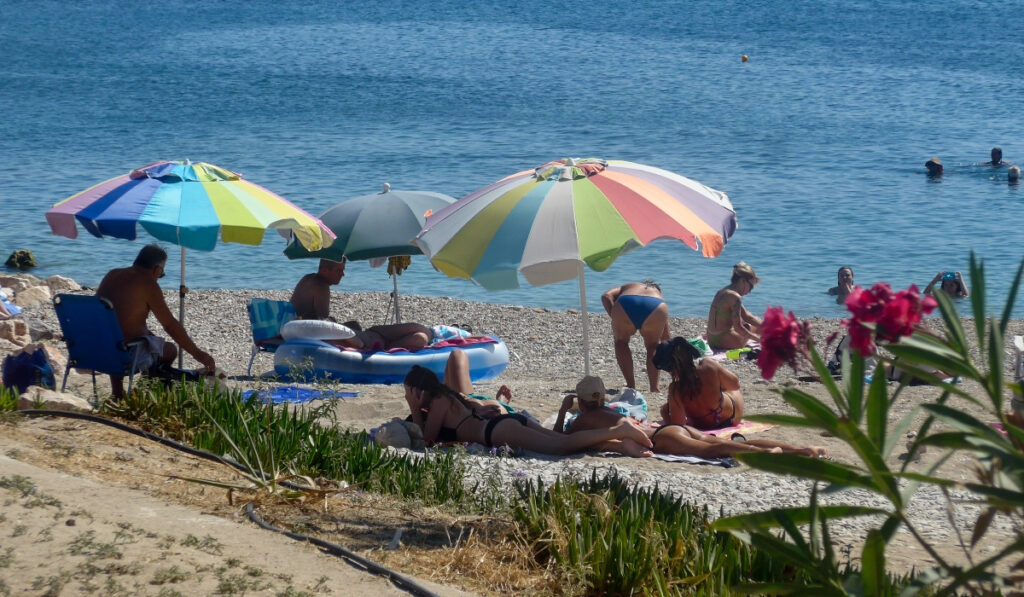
[{"left": 1, "top": 1, "right": 1022, "bottom": 320}]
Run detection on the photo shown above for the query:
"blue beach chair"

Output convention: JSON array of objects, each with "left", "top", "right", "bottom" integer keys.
[
  {"left": 52, "top": 294, "right": 145, "bottom": 402},
  {"left": 247, "top": 298, "right": 296, "bottom": 376}
]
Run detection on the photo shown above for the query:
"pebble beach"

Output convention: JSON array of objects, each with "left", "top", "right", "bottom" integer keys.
[{"left": 4, "top": 273, "right": 1023, "bottom": 574}]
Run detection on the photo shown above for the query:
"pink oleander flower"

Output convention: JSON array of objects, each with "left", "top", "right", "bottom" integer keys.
[
  {"left": 758, "top": 306, "right": 809, "bottom": 380},
  {"left": 842, "top": 283, "right": 938, "bottom": 356}
]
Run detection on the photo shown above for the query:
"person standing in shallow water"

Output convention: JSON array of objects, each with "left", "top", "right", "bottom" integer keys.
[
  {"left": 706, "top": 262, "right": 762, "bottom": 350},
  {"left": 828, "top": 266, "right": 855, "bottom": 304},
  {"left": 601, "top": 280, "right": 670, "bottom": 392}
]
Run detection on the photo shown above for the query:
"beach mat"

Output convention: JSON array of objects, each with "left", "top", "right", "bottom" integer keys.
[
  {"left": 242, "top": 385, "right": 359, "bottom": 404},
  {"left": 702, "top": 420, "right": 775, "bottom": 437}
]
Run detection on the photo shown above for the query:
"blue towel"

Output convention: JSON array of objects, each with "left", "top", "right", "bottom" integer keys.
[{"left": 242, "top": 385, "right": 359, "bottom": 404}]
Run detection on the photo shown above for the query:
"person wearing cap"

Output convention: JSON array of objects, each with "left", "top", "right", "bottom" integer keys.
[
  {"left": 924, "top": 270, "right": 969, "bottom": 298},
  {"left": 601, "top": 279, "right": 671, "bottom": 392},
  {"left": 924, "top": 157, "right": 943, "bottom": 177},
  {"left": 706, "top": 262, "right": 763, "bottom": 350},
  {"left": 554, "top": 372, "right": 828, "bottom": 459},
  {"left": 403, "top": 365, "right": 653, "bottom": 453}
]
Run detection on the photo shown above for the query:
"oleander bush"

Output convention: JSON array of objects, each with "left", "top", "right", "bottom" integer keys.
[{"left": 715, "top": 254, "right": 1024, "bottom": 595}]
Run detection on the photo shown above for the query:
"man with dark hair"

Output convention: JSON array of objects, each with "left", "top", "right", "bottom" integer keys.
[
  {"left": 987, "top": 147, "right": 1010, "bottom": 167},
  {"left": 97, "top": 244, "right": 216, "bottom": 397}
]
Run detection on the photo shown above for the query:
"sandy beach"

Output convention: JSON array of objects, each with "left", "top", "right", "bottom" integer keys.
[{"left": 2, "top": 281, "right": 1022, "bottom": 594}]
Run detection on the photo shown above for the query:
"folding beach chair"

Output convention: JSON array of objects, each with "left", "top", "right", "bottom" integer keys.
[
  {"left": 52, "top": 294, "right": 145, "bottom": 402},
  {"left": 246, "top": 298, "right": 296, "bottom": 376}
]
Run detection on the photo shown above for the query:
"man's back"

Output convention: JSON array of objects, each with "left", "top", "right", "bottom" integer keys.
[
  {"left": 290, "top": 272, "right": 330, "bottom": 320},
  {"left": 96, "top": 266, "right": 160, "bottom": 340}
]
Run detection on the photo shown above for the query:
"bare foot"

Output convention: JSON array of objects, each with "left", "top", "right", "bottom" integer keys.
[
  {"left": 614, "top": 419, "right": 653, "bottom": 448},
  {"left": 769, "top": 447, "right": 783, "bottom": 454},
  {"left": 811, "top": 446, "right": 830, "bottom": 459},
  {"left": 618, "top": 438, "right": 655, "bottom": 458}
]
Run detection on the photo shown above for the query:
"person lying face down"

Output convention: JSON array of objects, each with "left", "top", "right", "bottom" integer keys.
[
  {"left": 553, "top": 372, "right": 828, "bottom": 459},
  {"left": 402, "top": 365, "right": 652, "bottom": 453}
]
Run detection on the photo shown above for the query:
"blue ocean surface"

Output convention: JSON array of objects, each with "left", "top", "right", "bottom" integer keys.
[{"left": 1, "top": 1, "right": 1022, "bottom": 319}]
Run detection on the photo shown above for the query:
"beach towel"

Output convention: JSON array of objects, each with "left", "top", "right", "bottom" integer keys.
[
  {"left": 242, "top": 385, "right": 359, "bottom": 404},
  {"left": 649, "top": 453, "right": 740, "bottom": 468},
  {"left": 701, "top": 419, "right": 775, "bottom": 437}
]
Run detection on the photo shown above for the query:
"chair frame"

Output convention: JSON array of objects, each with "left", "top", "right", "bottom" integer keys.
[
  {"left": 246, "top": 298, "right": 295, "bottom": 376},
  {"left": 53, "top": 294, "right": 145, "bottom": 404}
]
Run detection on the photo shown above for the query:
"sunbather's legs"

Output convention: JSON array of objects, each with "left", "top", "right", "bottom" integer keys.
[
  {"left": 367, "top": 323, "right": 431, "bottom": 350},
  {"left": 688, "top": 427, "right": 828, "bottom": 458},
  {"left": 491, "top": 417, "right": 652, "bottom": 455},
  {"left": 652, "top": 425, "right": 774, "bottom": 458},
  {"left": 443, "top": 350, "right": 474, "bottom": 395}
]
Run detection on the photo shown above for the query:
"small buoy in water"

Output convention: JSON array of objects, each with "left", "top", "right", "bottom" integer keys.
[{"left": 741, "top": 54, "right": 749, "bottom": 63}]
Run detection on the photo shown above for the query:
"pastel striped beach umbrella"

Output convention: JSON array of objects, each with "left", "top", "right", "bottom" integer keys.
[
  {"left": 46, "top": 160, "right": 335, "bottom": 363},
  {"left": 414, "top": 158, "right": 737, "bottom": 373}
]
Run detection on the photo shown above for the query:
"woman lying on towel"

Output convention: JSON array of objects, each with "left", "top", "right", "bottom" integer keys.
[
  {"left": 657, "top": 336, "right": 748, "bottom": 431},
  {"left": 403, "top": 362, "right": 652, "bottom": 453},
  {"left": 555, "top": 375, "right": 828, "bottom": 459}
]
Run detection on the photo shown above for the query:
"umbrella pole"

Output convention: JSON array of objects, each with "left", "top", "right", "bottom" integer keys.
[
  {"left": 392, "top": 274, "right": 402, "bottom": 323},
  {"left": 178, "top": 246, "right": 186, "bottom": 369},
  {"left": 578, "top": 262, "right": 591, "bottom": 376}
]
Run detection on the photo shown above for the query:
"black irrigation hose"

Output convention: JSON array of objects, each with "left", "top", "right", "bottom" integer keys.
[
  {"left": 12, "top": 409, "right": 440, "bottom": 597},
  {"left": 245, "top": 503, "right": 439, "bottom": 597}
]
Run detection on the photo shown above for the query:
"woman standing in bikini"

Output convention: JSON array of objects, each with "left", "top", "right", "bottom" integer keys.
[
  {"left": 657, "top": 337, "right": 745, "bottom": 431},
  {"left": 602, "top": 280, "right": 670, "bottom": 392},
  {"left": 404, "top": 365, "right": 653, "bottom": 453},
  {"left": 706, "top": 262, "right": 762, "bottom": 350}
]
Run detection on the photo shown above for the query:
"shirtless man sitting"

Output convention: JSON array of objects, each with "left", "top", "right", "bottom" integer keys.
[
  {"left": 96, "top": 244, "right": 216, "bottom": 398},
  {"left": 601, "top": 280, "right": 670, "bottom": 392},
  {"left": 706, "top": 262, "right": 762, "bottom": 350},
  {"left": 290, "top": 258, "right": 431, "bottom": 351}
]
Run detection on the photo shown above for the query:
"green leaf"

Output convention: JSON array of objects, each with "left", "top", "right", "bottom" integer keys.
[
  {"left": 885, "top": 405, "right": 921, "bottom": 461},
  {"left": 998, "top": 258, "right": 1023, "bottom": 338},
  {"left": 845, "top": 348, "right": 866, "bottom": 422},
  {"left": 987, "top": 324, "right": 1004, "bottom": 411},
  {"left": 807, "top": 346, "right": 846, "bottom": 413},
  {"left": 735, "top": 453, "right": 880, "bottom": 490},
  {"left": 744, "top": 413, "right": 821, "bottom": 428},
  {"left": 865, "top": 367, "right": 889, "bottom": 451},
  {"left": 712, "top": 505, "right": 887, "bottom": 531},
  {"left": 968, "top": 253, "right": 986, "bottom": 342},
  {"left": 861, "top": 529, "right": 886, "bottom": 597},
  {"left": 970, "top": 507, "right": 996, "bottom": 547},
  {"left": 780, "top": 389, "right": 842, "bottom": 433},
  {"left": 962, "top": 483, "right": 1024, "bottom": 507},
  {"left": 921, "top": 404, "right": 1008, "bottom": 444}
]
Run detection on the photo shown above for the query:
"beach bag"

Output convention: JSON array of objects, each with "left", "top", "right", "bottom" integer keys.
[{"left": 2, "top": 349, "right": 56, "bottom": 394}]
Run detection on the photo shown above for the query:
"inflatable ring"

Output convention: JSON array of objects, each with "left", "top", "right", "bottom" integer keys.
[{"left": 281, "top": 320, "right": 356, "bottom": 341}]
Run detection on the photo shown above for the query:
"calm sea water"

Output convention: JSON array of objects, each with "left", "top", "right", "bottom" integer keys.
[{"left": 1, "top": 1, "right": 1022, "bottom": 320}]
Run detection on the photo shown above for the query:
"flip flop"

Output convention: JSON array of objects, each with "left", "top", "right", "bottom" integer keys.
[{"left": 730, "top": 433, "right": 747, "bottom": 443}]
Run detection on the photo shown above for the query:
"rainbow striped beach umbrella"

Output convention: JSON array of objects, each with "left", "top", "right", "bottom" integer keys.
[
  {"left": 414, "top": 158, "right": 737, "bottom": 373},
  {"left": 46, "top": 160, "right": 334, "bottom": 362}
]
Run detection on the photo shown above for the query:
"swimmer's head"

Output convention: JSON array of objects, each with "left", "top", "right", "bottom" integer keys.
[
  {"left": 838, "top": 266, "right": 854, "bottom": 283},
  {"left": 1009, "top": 166, "right": 1021, "bottom": 182},
  {"left": 925, "top": 157, "right": 943, "bottom": 176},
  {"left": 992, "top": 147, "right": 1003, "bottom": 163}
]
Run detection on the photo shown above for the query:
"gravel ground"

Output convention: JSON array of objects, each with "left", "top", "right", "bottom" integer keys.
[{"left": 12, "top": 283, "right": 1024, "bottom": 574}]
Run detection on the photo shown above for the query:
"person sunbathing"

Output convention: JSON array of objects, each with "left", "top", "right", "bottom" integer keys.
[
  {"left": 403, "top": 365, "right": 652, "bottom": 453},
  {"left": 554, "top": 375, "right": 827, "bottom": 459},
  {"left": 656, "top": 336, "right": 745, "bottom": 431},
  {"left": 707, "top": 262, "right": 762, "bottom": 350}
]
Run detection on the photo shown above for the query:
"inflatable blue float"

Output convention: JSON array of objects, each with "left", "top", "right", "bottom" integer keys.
[{"left": 273, "top": 335, "right": 509, "bottom": 385}]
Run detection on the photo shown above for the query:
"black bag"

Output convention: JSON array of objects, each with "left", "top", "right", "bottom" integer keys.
[{"left": 2, "top": 350, "right": 56, "bottom": 394}]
